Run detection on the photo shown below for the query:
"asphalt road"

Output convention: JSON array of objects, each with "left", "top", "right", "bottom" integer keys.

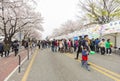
[{"left": 8, "top": 48, "right": 120, "bottom": 81}]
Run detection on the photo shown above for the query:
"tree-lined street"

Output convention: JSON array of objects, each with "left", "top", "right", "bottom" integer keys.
[{"left": 0, "top": 0, "right": 120, "bottom": 81}]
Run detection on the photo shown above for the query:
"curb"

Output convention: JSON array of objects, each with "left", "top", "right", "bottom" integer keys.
[
  {"left": 4, "top": 56, "right": 27, "bottom": 81},
  {"left": 4, "top": 48, "right": 35, "bottom": 81}
]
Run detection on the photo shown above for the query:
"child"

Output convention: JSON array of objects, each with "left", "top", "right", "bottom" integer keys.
[{"left": 81, "top": 47, "right": 90, "bottom": 71}]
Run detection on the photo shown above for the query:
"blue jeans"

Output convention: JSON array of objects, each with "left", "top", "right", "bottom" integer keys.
[
  {"left": 51, "top": 46, "right": 54, "bottom": 52},
  {"left": 81, "top": 60, "right": 90, "bottom": 71}
]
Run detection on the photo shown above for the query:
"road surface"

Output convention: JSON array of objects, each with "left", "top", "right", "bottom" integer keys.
[{"left": 8, "top": 48, "right": 120, "bottom": 81}]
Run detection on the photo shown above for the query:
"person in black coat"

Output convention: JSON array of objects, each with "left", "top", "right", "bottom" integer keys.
[
  {"left": 13, "top": 40, "right": 19, "bottom": 56},
  {"left": 0, "top": 42, "right": 4, "bottom": 57},
  {"left": 75, "top": 36, "right": 83, "bottom": 60}
]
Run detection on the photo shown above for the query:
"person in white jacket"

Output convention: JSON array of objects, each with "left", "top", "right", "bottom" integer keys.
[{"left": 99, "top": 39, "right": 105, "bottom": 55}]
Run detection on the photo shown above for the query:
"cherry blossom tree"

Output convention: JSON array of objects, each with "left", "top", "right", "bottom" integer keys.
[
  {"left": 50, "top": 20, "right": 83, "bottom": 38},
  {"left": 0, "top": 0, "right": 43, "bottom": 43}
]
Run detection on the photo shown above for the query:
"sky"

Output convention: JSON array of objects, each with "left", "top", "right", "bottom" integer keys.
[{"left": 36, "top": 0, "right": 79, "bottom": 39}]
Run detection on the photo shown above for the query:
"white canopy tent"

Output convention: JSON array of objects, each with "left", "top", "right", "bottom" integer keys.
[
  {"left": 101, "top": 20, "right": 120, "bottom": 48},
  {"left": 52, "top": 20, "right": 120, "bottom": 45}
]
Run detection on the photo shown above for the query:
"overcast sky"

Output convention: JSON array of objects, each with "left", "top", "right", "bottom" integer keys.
[{"left": 36, "top": 0, "right": 79, "bottom": 39}]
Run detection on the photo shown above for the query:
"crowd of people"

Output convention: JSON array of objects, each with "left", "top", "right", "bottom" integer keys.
[
  {"left": 50, "top": 35, "right": 113, "bottom": 55},
  {"left": 0, "top": 36, "right": 114, "bottom": 71},
  {"left": 48, "top": 35, "right": 113, "bottom": 71},
  {"left": 29, "top": 35, "right": 113, "bottom": 71},
  {"left": 0, "top": 40, "right": 19, "bottom": 57},
  {"left": 34, "top": 35, "right": 113, "bottom": 60},
  {"left": 0, "top": 39, "right": 40, "bottom": 58}
]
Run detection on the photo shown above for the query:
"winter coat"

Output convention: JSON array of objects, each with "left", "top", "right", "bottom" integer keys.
[
  {"left": 82, "top": 50, "right": 88, "bottom": 61},
  {"left": 0, "top": 43, "right": 4, "bottom": 52},
  {"left": 105, "top": 42, "right": 111, "bottom": 48},
  {"left": 4, "top": 43, "right": 10, "bottom": 51}
]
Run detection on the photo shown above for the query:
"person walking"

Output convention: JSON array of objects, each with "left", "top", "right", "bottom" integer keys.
[
  {"left": 74, "top": 40, "right": 79, "bottom": 52},
  {"left": 82, "top": 35, "right": 91, "bottom": 52},
  {"left": 0, "top": 42, "right": 4, "bottom": 57},
  {"left": 64, "top": 39, "right": 68, "bottom": 53},
  {"left": 37, "top": 40, "right": 41, "bottom": 49},
  {"left": 24, "top": 41, "right": 29, "bottom": 49},
  {"left": 56, "top": 40, "right": 59, "bottom": 52},
  {"left": 4, "top": 43, "right": 10, "bottom": 57},
  {"left": 95, "top": 38, "right": 100, "bottom": 53},
  {"left": 81, "top": 47, "right": 90, "bottom": 71},
  {"left": 59, "top": 40, "right": 64, "bottom": 53},
  {"left": 68, "top": 39, "right": 71, "bottom": 53},
  {"left": 54, "top": 40, "right": 57, "bottom": 52},
  {"left": 90, "top": 38, "right": 95, "bottom": 51},
  {"left": 105, "top": 39, "right": 112, "bottom": 55},
  {"left": 51, "top": 39, "right": 55, "bottom": 52},
  {"left": 99, "top": 39, "right": 105, "bottom": 55},
  {"left": 13, "top": 40, "right": 19, "bottom": 56},
  {"left": 75, "top": 36, "right": 82, "bottom": 60},
  {"left": 74, "top": 40, "right": 76, "bottom": 52}
]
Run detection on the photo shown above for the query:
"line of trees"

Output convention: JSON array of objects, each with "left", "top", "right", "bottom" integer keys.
[
  {"left": 50, "top": 20, "right": 83, "bottom": 38},
  {"left": 0, "top": 0, "right": 43, "bottom": 44}
]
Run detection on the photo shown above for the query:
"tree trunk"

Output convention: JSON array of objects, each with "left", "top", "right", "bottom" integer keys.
[{"left": 8, "top": 36, "right": 12, "bottom": 44}]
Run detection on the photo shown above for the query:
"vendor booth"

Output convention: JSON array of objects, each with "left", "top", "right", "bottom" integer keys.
[{"left": 102, "top": 20, "right": 120, "bottom": 48}]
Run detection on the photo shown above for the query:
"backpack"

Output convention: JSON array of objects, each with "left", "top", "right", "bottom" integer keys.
[
  {"left": 82, "top": 40, "right": 86, "bottom": 47},
  {"left": 13, "top": 43, "right": 19, "bottom": 49}
]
